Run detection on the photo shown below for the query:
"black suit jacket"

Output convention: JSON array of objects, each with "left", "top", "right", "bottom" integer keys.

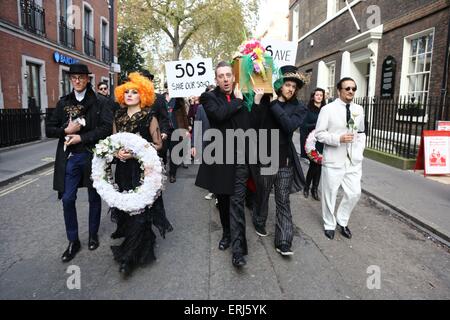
[{"left": 46, "top": 86, "right": 113, "bottom": 194}]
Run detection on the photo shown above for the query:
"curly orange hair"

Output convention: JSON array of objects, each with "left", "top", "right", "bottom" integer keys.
[{"left": 114, "top": 72, "right": 156, "bottom": 108}]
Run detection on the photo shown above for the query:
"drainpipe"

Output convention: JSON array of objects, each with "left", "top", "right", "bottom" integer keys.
[
  {"left": 109, "top": 0, "right": 115, "bottom": 92},
  {"left": 441, "top": 14, "right": 450, "bottom": 119}
]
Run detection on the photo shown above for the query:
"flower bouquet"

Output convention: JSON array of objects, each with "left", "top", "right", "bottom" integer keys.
[{"left": 232, "top": 39, "right": 275, "bottom": 99}]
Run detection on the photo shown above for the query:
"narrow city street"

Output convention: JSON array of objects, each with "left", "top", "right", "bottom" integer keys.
[{"left": 0, "top": 164, "right": 449, "bottom": 300}]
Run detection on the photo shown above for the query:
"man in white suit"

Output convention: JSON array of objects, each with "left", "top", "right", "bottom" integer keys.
[{"left": 315, "top": 77, "right": 366, "bottom": 240}]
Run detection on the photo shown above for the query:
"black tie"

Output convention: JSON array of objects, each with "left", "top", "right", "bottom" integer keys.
[{"left": 346, "top": 104, "right": 351, "bottom": 123}]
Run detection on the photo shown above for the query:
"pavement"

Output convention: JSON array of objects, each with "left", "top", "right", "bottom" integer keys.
[
  {"left": 0, "top": 139, "right": 57, "bottom": 187},
  {"left": 1, "top": 135, "right": 449, "bottom": 249}
]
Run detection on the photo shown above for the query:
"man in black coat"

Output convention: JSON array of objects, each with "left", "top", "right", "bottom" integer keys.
[
  {"left": 195, "top": 61, "right": 254, "bottom": 268},
  {"left": 46, "top": 64, "right": 113, "bottom": 262},
  {"left": 252, "top": 65, "right": 308, "bottom": 256}
]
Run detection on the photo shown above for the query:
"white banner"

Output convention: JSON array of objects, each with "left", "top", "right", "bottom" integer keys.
[
  {"left": 165, "top": 58, "right": 215, "bottom": 98},
  {"left": 261, "top": 39, "right": 298, "bottom": 68}
]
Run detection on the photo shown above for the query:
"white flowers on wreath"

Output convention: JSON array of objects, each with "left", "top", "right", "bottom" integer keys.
[{"left": 91, "top": 132, "right": 166, "bottom": 215}]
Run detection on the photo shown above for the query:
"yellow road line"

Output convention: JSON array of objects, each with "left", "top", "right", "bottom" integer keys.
[
  {"left": 39, "top": 168, "right": 54, "bottom": 176},
  {"left": 0, "top": 178, "right": 40, "bottom": 197},
  {"left": 0, "top": 178, "right": 33, "bottom": 194}
]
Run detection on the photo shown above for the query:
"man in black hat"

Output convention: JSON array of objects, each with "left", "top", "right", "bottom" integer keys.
[
  {"left": 252, "top": 65, "right": 307, "bottom": 256},
  {"left": 46, "top": 63, "right": 113, "bottom": 262}
]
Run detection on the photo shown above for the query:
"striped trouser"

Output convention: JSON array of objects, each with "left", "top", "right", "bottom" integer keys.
[{"left": 253, "top": 166, "right": 294, "bottom": 247}]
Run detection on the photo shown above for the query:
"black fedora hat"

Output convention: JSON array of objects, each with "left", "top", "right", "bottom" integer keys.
[
  {"left": 140, "top": 69, "right": 154, "bottom": 81},
  {"left": 68, "top": 63, "right": 92, "bottom": 74},
  {"left": 279, "top": 65, "right": 304, "bottom": 89}
]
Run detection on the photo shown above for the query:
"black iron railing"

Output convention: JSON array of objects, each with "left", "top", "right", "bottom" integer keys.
[
  {"left": 59, "top": 16, "right": 75, "bottom": 49},
  {"left": 20, "top": 0, "right": 46, "bottom": 36},
  {"left": 102, "top": 43, "right": 110, "bottom": 64},
  {"left": 355, "top": 95, "right": 450, "bottom": 159},
  {"left": 0, "top": 108, "right": 44, "bottom": 147},
  {"left": 84, "top": 32, "right": 96, "bottom": 57}
]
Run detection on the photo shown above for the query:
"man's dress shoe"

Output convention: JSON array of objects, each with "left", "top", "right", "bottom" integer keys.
[
  {"left": 61, "top": 240, "right": 81, "bottom": 262},
  {"left": 338, "top": 224, "right": 352, "bottom": 239},
  {"left": 324, "top": 230, "right": 335, "bottom": 240},
  {"left": 88, "top": 234, "right": 99, "bottom": 251}
]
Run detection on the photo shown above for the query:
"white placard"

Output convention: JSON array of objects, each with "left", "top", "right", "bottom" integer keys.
[
  {"left": 165, "top": 58, "right": 215, "bottom": 98},
  {"left": 424, "top": 135, "right": 450, "bottom": 175},
  {"left": 261, "top": 39, "right": 298, "bottom": 68}
]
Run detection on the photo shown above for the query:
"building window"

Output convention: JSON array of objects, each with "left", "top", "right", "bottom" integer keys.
[
  {"left": 59, "top": 0, "right": 75, "bottom": 48},
  {"left": 326, "top": 62, "right": 336, "bottom": 98},
  {"left": 327, "top": 0, "right": 354, "bottom": 19},
  {"left": 61, "top": 69, "right": 72, "bottom": 97},
  {"left": 84, "top": 5, "right": 95, "bottom": 57},
  {"left": 101, "top": 19, "right": 110, "bottom": 64},
  {"left": 406, "top": 31, "right": 434, "bottom": 104},
  {"left": 20, "top": 0, "right": 46, "bottom": 36},
  {"left": 291, "top": 3, "right": 299, "bottom": 42},
  {"left": 26, "top": 62, "right": 41, "bottom": 109}
]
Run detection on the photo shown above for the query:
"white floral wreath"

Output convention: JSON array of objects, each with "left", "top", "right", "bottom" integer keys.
[
  {"left": 305, "top": 129, "right": 323, "bottom": 164},
  {"left": 91, "top": 132, "right": 165, "bottom": 215}
]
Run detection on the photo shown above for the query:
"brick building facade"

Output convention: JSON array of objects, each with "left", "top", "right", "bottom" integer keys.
[
  {"left": 0, "top": 0, "right": 118, "bottom": 110},
  {"left": 289, "top": 0, "right": 450, "bottom": 102}
]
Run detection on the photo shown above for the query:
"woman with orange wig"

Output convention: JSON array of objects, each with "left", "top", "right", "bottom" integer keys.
[{"left": 110, "top": 72, "right": 173, "bottom": 277}]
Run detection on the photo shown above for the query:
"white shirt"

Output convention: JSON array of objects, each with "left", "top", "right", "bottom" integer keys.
[
  {"left": 74, "top": 89, "right": 87, "bottom": 102},
  {"left": 315, "top": 98, "right": 366, "bottom": 167}
]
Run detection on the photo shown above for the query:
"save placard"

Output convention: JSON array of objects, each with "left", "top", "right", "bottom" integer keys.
[
  {"left": 261, "top": 39, "right": 298, "bottom": 68},
  {"left": 165, "top": 58, "right": 214, "bottom": 98}
]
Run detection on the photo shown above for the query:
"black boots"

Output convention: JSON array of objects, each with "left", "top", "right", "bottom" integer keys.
[
  {"left": 303, "top": 188, "right": 309, "bottom": 198},
  {"left": 311, "top": 188, "right": 320, "bottom": 201},
  {"left": 304, "top": 187, "right": 320, "bottom": 201}
]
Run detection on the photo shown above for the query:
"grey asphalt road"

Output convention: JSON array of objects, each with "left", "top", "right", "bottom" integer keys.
[{"left": 0, "top": 164, "right": 449, "bottom": 300}]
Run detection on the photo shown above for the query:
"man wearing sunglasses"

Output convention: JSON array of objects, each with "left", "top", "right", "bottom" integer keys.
[
  {"left": 97, "top": 82, "right": 109, "bottom": 97},
  {"left": 315, "top": 77, "right": 366, "bottom": 240}
]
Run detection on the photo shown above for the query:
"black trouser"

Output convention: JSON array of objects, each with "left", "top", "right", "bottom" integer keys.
[
  {"left": 159, "top": 138, "right": 170, "bottom": 166},
  {"left": 305, "top": 160, "right": 321, "bottom": 191},
  {"left": 229, "top": 164, "right": 249, "bottom": 255},
  {"left": 216, "top": 194, "right": 230, "bottom": 238},
  {"left": 253, "top": 166, "right": 294, "bottom": 248},
  {"left": 168, "top": 137, "right": 180, "bottom": 177}
]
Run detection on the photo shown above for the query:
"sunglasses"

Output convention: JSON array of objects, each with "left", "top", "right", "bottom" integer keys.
[
  {"left": 344, "top": 87, "right": 357, "bottom": 92},
  {"left": 99, "top": 87, "right": 108, "bottom": 91}
]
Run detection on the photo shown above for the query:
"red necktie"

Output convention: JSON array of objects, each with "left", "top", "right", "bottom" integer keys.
[{"left": 226, "top": 95, "right": 231, "bottom": 102}]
